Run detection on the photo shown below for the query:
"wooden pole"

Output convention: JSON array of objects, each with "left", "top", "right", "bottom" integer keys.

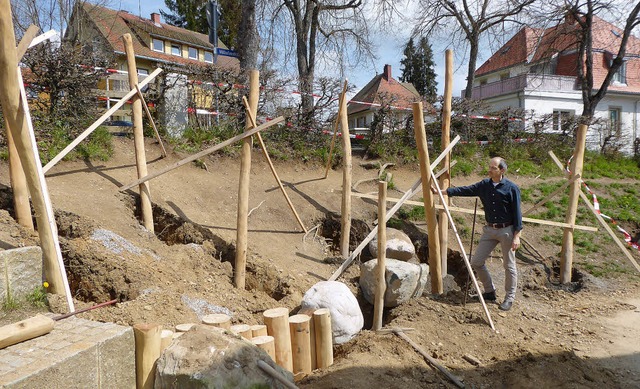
[
  {"left": 134, "top": 84, "right": 167, "bottom": 158},
  {"left": 439, "top": 49, "right": 453, "bottom": 275},
  {"left": 42, "top": 68, "right": 163, "bottom": 173},
  {"left": 0, "top": 8, "right": 74, "bottom": 309},
  {"left": 313, "top": 308, "right": 333, "bottom": 368},
  {"left": 263, "top": 307, "right": 293, "bottom": 371},
  {"left": 324, "top": 81, "right": 348, "bottom": 178},
  {"left": 235, "top": 69, "right": 259, "bottom": 289},
  {"left": 159, "top": 329, "right": 173, "bottom": 353},
  {"left": 202, "top": 313, "right": 231, "bottom": 329},
  {"left": 123, "top": 33, "right": 154, "bottom": 233},
  {"left": 549, "top": 151, "right": 640, "bottom": 273},
  {"left": 120, "top": 116, "right": 284, "bottom": 191},
  {"left": 256, "top": 360, "right": 298, "bottom": 389},
  {"left": 413, "top": 102, "right": 442, "bottom": 294},
  {"left": 339, "top": 84, "right": 352, "bottom": 259},
  {"left": 241, "top": 96, "right": 307, "bottom": 232},
  {"left": 252, "top": 335, "right": 276, "bottom": 360},
  {"left": 560, "top": 123, "right": 588, "bottom": 283},
  {"left": 251, "top": 324, "right": 268, "bottom": 337},
  {"left": 133, "top": 323, "right": 162, "bottom": 389},
  {"left": 0, "top": 315, "right": 54, "bottom": 350},
  {"left": 328, "top": 136, "right": 461, "bottom": 281},
  {"left": 289, "top": 314, "right": 312, "bottom": 375},
  {"left": 373, "top": 181, "right": 387, "bottom": 331},
  {"left": 308, "top": 311, "right": 317, "bottom": 370},
  {"left": 230, "top": 324, "right": 253, "bottom": 339}
]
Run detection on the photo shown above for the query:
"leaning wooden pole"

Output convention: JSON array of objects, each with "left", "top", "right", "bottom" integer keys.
[
  {"left": 373, "top": 181, "right": 387, "bottom": 331},
  {"left": 439, "top": 49, "right": 453, "bottom": 275},
  {"left": 324, "top": 81, "right": 348, "bottom": 178},
  {"left": 123, "top": 33, "right": 154, "bottom": 233},
  {"left": 0, "top": 4, "right": 72, "bottom": 307},
  {"left": 235, "top": 69, "right": 259, "bottom": 289},
  {"left": 241, "top": 96, "right": 307, "bottom": 233},
  {"left": 339, "top": 84, "right": 352, "bottom": 259},
  {"left": 560, "top": 123, "right": 588, "bottom": 283},
  {"left": 413, "top": 102, "right": 442, "bottom": 294}
]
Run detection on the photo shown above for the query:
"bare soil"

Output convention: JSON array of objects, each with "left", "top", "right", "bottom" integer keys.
[{"left": 1, "top": 136, "right": 640, "bottom": 388}]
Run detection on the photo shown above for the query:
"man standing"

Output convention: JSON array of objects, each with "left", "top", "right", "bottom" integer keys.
[{"left": 442, "top": 157, "right": 522, "bottom": 311}]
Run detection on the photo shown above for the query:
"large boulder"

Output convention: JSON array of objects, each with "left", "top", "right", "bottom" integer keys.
[
  {"left": 359, "top": 258, "right": 429, "bottom": 307},
  {"left": 155, "top": 324, "right": 294, "bottom": 388},
  {"left": 300, "top": 281, "right": 363, "bottom": 344},
  {"left": 368, "top": 228, "right": 415, "bottom": 261}
]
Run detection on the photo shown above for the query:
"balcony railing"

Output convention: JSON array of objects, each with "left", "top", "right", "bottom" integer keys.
[{"left": 468, "top": 74, "right": 579, "bottom": 99}]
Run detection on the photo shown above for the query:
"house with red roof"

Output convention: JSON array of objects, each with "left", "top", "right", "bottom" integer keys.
[
  {"left": 347, "top": 65, "right": 429, "bottom": 135},
  {"left": 470, "top": 15, "right": 640, "bottom": 153},
  {"left": 66, "top": 2, "right": 239, "bottom": 136}
]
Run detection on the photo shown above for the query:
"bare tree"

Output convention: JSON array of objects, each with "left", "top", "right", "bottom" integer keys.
[
  {"left": 260, "top": 0, "right": 374, "bottom": 127},
  {"left": 11, "top": 0, "right": 98, "bottom": 38},
  {"left": 412, "top": 0, "right": 538, "bottom": 98}
]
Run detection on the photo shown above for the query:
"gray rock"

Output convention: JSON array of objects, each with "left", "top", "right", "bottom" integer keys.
[
  {"left": 368, "top": 228, "right": 415, "bottom": 261},
  {"left": 155, "top": 324, "right": 294, "bottom": 388},
  {"left": 360, "top": 258, "right": 429, "bottom": 307},
  {"left": 0, "top": 246, "right": 42, "bottom": 303},
  {"left": 300, "top": 281, "right": 363, "bottom": 344}
]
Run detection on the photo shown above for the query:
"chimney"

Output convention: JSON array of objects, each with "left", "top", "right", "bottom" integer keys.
[
  {"left": 383, "top": 64, "right": 392, "bottom": 80},
  {"left": 151, "top": 13, "right": 161, "bottom": 24}
]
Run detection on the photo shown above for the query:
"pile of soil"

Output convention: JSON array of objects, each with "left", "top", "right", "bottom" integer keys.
[{"left": 1, "top": 136, "right": 639, "bottom": 388}]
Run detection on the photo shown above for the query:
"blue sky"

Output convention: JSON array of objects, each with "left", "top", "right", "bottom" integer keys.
[{"left": 115, "top": 0, "right": 469, "bottom": 97}]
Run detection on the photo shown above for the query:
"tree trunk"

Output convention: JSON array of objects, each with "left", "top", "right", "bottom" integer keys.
[
  {"left": 238, "top": 0, "right": 258, "bottom": 74},
  {"left": 464, "top": 39, "right": 479, "bottom": 99}
]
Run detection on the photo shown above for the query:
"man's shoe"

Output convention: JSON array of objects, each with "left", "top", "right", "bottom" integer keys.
[
  {"left": 482, "top": 291, "right": 496, "bottom": 301},
  {"left": 499, "top": 300, "right": 513, "bottom": 311}
]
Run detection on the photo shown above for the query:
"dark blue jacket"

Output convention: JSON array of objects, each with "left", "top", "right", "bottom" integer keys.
[{"left": 446, "top": 177, "right": 523, "bottom": 232}]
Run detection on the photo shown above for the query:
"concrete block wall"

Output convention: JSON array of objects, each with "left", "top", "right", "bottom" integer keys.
[
  {"left": 0, "top": 246, "right": 42, "bottom": 304},
  {"left": 0, "top": 316, "right": 135, "bottom": 388}
]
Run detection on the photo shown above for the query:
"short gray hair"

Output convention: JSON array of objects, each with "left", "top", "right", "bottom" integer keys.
[{"left": 498, "top": 158, "right": 507, "bottom": 171}]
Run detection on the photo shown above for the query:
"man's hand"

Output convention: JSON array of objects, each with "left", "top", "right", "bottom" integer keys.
[{"left": 511, "top": 234, "right": 521, "bottom": 251}]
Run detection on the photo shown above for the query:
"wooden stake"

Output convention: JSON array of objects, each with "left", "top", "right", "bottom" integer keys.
[
  {"left": 122, "top": 33, "right": 153, "bottom": 233},
  {"left": 393, "top": 329, "right": 465, "bottom": 388},
  {"left": 413, "top": 101, "right": 442, "bottom": 294},
  {"left": 308, "top": 311, "right": 317, "bottom": 370},
  {"left": 339, "top": 86, "right": 352, "bottom": 260},
  {"left": 235, "top": 69, "right": 259, "bottom": 289},
  {"left": 324, "top": 81, "right": 348, "bottom": 178},
  {"left": 0, "top": 15, "right": 73, "bottom": 310},
  {"left": 252, "top": 335, "right": 276, "bottom": 360},
  {"left": 133, "top": 323, "right": 162, "bottom": 389},
  {"left": 42, "top": 68, "right": 163, "bottom": 173},
  {"left": 241, "top": 96, "right": 307, "bottom": 232},
  {"left": 313, "top": 308, "right": 333, "bottom": 368},
  {"left": 251, "top": 324, "right": 268, "bottom": 337},
  {"left": 230, "top": 324, "right": 253, "bottom": 339},
  {"left": 439, "top": 50, "right": 453, "bottom": 275},
  {"left": 373, "top": 181, "right": 387, "bottom": 331},
  {"left": 289, "top": 314, "right": 312, "bottom": 375},
  {"left": 159, "top": 329, "right": 173, "bottom": 353},
  {"left": 549, "top": 151, "right": 640, "bottom": 273},
  {"left": 328, "top": 136, "right": 460, "bottom": 281},
  {"left": 256, "top": 360, "right": 298, "bottom": 389},
  {"left": 202, "top": 313, "right": 231, "bottom": 329},
  {"left": 0, "top": 315, "right": 54, "bottom": 350},
  {"left": 134, "top": 84, "right": 167, "bottom": 158},
  {"left": 119, "top": 116, "right": 284, "bottom": 191},
  {"left": 174, "top": 323, "right": 195, "bottom": 332},
  {"left": 263, "top": 307, "right": 293, "bottom": 371}
]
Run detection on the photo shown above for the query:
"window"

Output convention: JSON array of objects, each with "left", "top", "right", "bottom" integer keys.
[
  {"left": 204, "top": 51, "right": 214, "bottom": 63},
  {"left": 609, "top": 107, "right": 621, "bottom": 135},
  {"left": 613, "top": 61, "right": 626, "bottom": 84},
  {"left": 357, "top": 116, "right": 366, "bottom": 128},
  {"left": 138, "top": 69, "right": 150, "bottom": 92},
  {"left": 552, "top": 110, "right": 574, "bottom": 134},
  {"left": 500, "top": 73, "right": 509, "bottom": 81},
  {"left": 479, "top": 79, "right": 488, "bottom": 86},
  {"left": 171, "top": 44, "right": 181, "bottom": 56},
  {"left": 152, "top": 38, "right": 164, "bottom": 52},
  {"left": 188, "top": 47, "right": 198, "bottom": 59}
]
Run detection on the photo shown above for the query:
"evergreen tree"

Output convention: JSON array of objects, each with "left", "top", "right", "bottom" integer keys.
[
  {"left": 160, "top": 0, "right": 240, "bottom": 49},
  {"left": 400, "top": 36, "right": 438, "bottom": 103}
]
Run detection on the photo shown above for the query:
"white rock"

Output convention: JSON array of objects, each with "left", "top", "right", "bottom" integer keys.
[
  {"left": 359, "top": 258, "right": 429, "bottom": 307},
  {"left": 368, "top": 228, "right": 415, "bottom": 261}
]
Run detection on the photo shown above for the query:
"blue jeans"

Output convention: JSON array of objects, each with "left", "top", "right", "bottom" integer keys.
[{"left": 471, "top": 225, "right": 517, "bottom": 302}]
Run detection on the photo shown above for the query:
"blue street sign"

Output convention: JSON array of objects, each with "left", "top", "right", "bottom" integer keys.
[{"left": 216, "top": 48, "right": 239, "bottom": 58}]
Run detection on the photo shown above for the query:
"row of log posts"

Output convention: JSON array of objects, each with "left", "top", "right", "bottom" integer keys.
[
  {"left": 235, "top": 69, "right": 260, "bottom": 289},
  {"left": 0, "top": 9, "right": 74, "bottom": 310},
  {"left": 123, "top": 33, "right": 154, "bottom": 233}
]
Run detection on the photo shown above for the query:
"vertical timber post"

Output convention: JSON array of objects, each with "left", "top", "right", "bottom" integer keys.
[
  {"left": 413, "top": 102, "right": 443, "bottom": 294},
  {"left": 6, "top": 126, "right": 33, "bottom": 230},
  {"left": 439, "top": 49, "right": 453, "bottom": 275},
  {"left": 373, "top": 181, "right": 387, "bottom": 331},
  {"left": 339, "top": 84, "right": 352, "bottom": 259},
  {"left": 560, "top": 122, "right": 588, "bottom": 283},
  {"left": 122, "top": 33, "right": 154, "bottom": 233},
  {"left": 235, "top": 69, "right": 259, "bottom": 289}
]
